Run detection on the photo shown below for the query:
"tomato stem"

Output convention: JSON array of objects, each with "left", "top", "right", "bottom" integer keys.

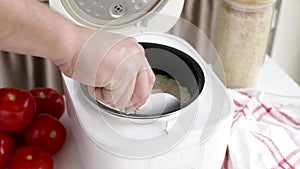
[
  {"left": 8, "top": 94, "right": 16, "bottom": 101},
  {"left": 50, "top": 130, "right": 57, "bottom": 138},
  {"left": 39, "top": 92, "right": 47, "bottom": 99},
  {"left": 26, "top": 155, "right": 33, "bottom": 161}
]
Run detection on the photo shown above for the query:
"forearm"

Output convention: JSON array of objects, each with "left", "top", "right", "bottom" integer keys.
[
  {"left": 0, "top": 0, "right": 93, "bottom": 67},
  {"left": 0, "top": 0, "right": 155, "bottom": 111}
]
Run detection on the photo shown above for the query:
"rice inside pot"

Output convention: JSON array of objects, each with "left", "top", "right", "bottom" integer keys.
[{"left": 152, "top": 74, "right": 191, "bottom": 106}]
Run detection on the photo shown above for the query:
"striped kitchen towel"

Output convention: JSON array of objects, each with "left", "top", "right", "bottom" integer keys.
[{"left": 223, "top": 89, "right": 300, "bottom": 169}]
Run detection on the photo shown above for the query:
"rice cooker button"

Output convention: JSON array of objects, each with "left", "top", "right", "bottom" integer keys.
[{"left": 110, "top": 3, "right": 126, "bottom": 18}]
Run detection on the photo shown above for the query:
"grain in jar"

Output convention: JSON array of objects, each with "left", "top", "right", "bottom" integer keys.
[{"left": 213, "top": 0, "right": 276, "bottom": 88}]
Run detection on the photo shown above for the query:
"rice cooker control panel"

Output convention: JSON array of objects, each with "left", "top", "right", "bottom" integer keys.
[{"left": 73, "top": 0, "right": 158, "bottom": 19}]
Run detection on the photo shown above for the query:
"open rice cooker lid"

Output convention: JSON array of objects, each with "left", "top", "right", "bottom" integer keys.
[{"left": 50, "top": 0, "right": 185, "bottom": 34}]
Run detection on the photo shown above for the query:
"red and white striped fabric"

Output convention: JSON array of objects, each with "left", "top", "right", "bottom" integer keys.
[{"left": 222, "top": 90, "right": 300, "bottom": 169}]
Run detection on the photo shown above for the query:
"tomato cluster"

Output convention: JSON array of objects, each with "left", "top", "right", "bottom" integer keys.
[{"left": 0, "top": 87, "right": 66, "bottom": 169}]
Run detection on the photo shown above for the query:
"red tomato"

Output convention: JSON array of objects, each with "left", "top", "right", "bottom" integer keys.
[
  {"left": 23, "top": 114, "right": 67, "bottom": 155},
  {"left": 8, "top": 144, "right": 53, "bottom": 169},
  {"left": 0, "top": 131, "right": 15, "bottom": 169},
  {"left": 0, "top": 88, "right": 36, "bottom": 132},
  {"left": 30, "top": 87, "right": 65, "bottom": 119},
  {"left": 10, "top": 131, "right": 25, "bottom": 149}
]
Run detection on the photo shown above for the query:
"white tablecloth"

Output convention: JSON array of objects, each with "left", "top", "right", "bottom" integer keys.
[{"left": 223, "top": 89, "right": 300, "bottom": 169}]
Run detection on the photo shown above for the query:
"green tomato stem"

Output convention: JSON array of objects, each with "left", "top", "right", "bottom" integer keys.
[
  {"left": 8, "top": 94, "right": 16, "bottom": 101},
  {"left": 50, "top": 130, "right": 57, "bottom": 138},
  {"left": 39, "top": 92, "right": 47, "bottom": 99},
  {"left": 26, "top": 155, "right": 33, "bottom": 161}
]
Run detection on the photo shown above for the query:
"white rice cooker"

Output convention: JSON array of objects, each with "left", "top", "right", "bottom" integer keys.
[{"left": 49, "top": 0, "right": 234, "bottom": 169}]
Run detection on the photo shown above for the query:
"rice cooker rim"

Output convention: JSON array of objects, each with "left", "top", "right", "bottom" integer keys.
[{"left": 80, "top": 42, "right": 205, "bottom": 119}]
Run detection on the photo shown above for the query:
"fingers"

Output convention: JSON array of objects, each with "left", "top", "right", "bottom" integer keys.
[
  {"left": 87, "top": 86, "right": 113, "bottom": 106},
  {"left": 87, "top": 68, "right": 155, "bottom": 114},
  {"left": 125, "top": 69, "right": 156, "bottom": 113}
]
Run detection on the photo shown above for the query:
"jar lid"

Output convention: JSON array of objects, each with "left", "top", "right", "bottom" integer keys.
[{"left": 224, "top": 0, "right": 277, "bottom": 10}]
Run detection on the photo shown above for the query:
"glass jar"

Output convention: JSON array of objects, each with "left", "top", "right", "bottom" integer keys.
[{"left": 213, "top": 0, "right": 277, "bottom": 88}]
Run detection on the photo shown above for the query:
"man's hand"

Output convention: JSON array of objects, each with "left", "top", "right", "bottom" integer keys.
[{"left": 61, "top": 30, "right": 155, "bottom": 112}]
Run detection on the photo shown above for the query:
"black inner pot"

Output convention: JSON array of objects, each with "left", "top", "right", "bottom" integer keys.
[{"left": 81, "top": 42, "right": 205, "bottom": 119}]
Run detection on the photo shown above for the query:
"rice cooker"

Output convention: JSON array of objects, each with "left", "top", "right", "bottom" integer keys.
[{"left": 49, "top": 0, "right": 234, "bottom": 169}]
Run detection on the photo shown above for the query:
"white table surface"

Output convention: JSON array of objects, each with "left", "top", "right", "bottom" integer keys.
[
  {"left": 53, "top": 57, "right": 300, "bottom": 169},
  {"left": 258, "top": 57, "right": 300, "bottom": 96}
]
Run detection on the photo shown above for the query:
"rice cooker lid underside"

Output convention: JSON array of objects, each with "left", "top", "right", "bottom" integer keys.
[{"left": 57, "top": 0, "right": 184, "bottom": 33}]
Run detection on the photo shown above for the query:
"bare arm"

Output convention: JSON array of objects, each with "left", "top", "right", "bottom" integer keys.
[
  {"left": 0, "top": 0, "right": 155, "bottom": 111},
  {"left": 0, "top": 0, "right": 93, "bottom": 74}
]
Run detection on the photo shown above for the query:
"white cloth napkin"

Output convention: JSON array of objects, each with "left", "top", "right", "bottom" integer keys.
[{"left": 222, "top": 89, "right": 300, "bottom": 169}]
